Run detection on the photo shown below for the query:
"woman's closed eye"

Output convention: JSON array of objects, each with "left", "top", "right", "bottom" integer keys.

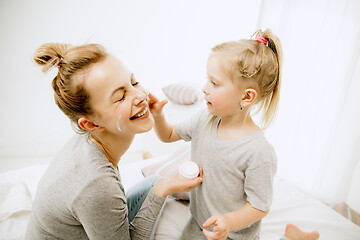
[
  {"left": 116, "top": 82, "right": 140, "bottom": 103},
  {"left": 132, "top": 81, "right": 139, "bottom": 86},
  {"left": 117, "top": 93, "right": 125, "bottom": 102}
]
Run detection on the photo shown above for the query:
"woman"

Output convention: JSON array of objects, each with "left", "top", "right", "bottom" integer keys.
[{"left": 25, "top": 43, "right": 203, "bottom": 240}]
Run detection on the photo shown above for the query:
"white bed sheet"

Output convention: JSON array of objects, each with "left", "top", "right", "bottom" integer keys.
[{"left": 1, "top": 158, "right": 360, "bottom": 240}]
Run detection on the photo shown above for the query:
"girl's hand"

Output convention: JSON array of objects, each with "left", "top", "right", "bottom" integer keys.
[
  {"left": 152, "top": 168, "right": 203, "bottom": 197},
  {"left": 202, "top": 214, "right": 231, "bottom": 240},
  {"left": 147, "top": 92, "right": 168, "bottom": 116}
]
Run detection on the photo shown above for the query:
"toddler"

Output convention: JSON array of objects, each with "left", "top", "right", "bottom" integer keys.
[{"left": 150, "top": 29, "right": 281, "bottom": 239}]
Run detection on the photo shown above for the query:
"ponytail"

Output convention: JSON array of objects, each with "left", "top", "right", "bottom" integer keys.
[{"left": 255, "top": 29, "right": 282, "bottom": 129}]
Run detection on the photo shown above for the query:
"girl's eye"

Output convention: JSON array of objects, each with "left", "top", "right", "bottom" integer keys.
[
  {"left": 132, "top": 81, "right": 139, "bottom": 86},
  {"left": 211, "top": 81, "right": 217, "bottom": 86}
]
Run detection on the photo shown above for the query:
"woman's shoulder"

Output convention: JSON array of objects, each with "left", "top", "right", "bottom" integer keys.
[
  {"left": 41, "top": 134, "right": 121, "bottom": 199},
  {"left": 56, "top": 134, "right": 110, "bottom": 167}
]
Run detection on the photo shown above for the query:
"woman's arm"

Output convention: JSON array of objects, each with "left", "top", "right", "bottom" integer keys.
[
  {"left": 202, "top": 202, "right": 269, "bottom": 240},
  {"left": 152, "top": 169, "right": 203, "bottom": 197}
]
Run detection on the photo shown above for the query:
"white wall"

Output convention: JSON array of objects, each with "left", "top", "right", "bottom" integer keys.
[
  {"left": 1, "top": 0, "right": 359, "bottom": 209},
  {"left": 0, "top": 0, "right": 261, "bottom": 171}
]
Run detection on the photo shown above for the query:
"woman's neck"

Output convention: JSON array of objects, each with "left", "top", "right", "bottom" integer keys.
[{"left": 89, "top": 131, "right": 134, "bottom": 169}]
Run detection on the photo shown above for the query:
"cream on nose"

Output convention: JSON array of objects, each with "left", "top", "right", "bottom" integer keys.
[{"left": 133, "top": 91, "right": 147, "bottom": 105}]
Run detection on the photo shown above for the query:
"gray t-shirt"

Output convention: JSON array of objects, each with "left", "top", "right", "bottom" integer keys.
[
  {"left": 25, "top": 134, "right": 165, "bottom": 240},
  {"left": 175, "top": 110, "right": 277, "bottom": 240}
]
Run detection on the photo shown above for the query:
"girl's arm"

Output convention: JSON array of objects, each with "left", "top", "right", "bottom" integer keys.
[
  {"left": 202, "top": 202, "right": 269, "bottom": 240},
  {"left": 148, "top": 93, "right": 181, "bottom": 143}
]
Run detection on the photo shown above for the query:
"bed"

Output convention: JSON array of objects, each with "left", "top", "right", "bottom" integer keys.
[{"left": 0, "top": 150, "right": 360, "bottom": 240}]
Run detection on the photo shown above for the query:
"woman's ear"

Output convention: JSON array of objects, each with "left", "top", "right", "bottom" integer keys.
[
  {"left": 78, "top": 117, "right": 104, "bottom": 133},
  {"left": 241, "top": 88, "right": 257, "bottom": 108}
]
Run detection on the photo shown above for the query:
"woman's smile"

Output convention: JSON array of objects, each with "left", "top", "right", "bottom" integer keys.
[{"left": 130, "top": 107, "right": 150, "bottom": 120}]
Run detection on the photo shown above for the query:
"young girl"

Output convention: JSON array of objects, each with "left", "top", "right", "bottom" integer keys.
[{"left": 150, "top": 29, "right": 281, "bottom": 240}]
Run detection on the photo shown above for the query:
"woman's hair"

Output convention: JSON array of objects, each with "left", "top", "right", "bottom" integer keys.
[
  {"left": 211, "top": 29, "right": 282, "bottom": 129},
  {"left": 34, "top": 43, "right": 108, "bottom": 133}
]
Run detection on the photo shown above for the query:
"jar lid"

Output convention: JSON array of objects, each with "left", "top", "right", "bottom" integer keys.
[{"left": 179, "top": 161, "right": 199, "bottom": 179}]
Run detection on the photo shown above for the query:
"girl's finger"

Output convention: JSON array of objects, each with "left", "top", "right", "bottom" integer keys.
[
  {"left": 203, "top": 215, "right": 217, "bottom": 228},
  {"left": 159, "top": 99, "right": 168, "bottom": 108},
  {"left": 203, "top": 229, "right": 224, "bottom": 240},
  {"left": 148, "top": 92, "right": 158, "bottom": 101},
  {"left": 203, "top": 229, "right": 215, "bottom": 240}
]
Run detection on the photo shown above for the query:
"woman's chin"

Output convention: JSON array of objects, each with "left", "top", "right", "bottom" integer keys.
[
  {"left": 116, "top": 115, "right": 154, "bottom": 134},
  {"left": 134, "top": 117, "right": 154, "bottom": 134}
]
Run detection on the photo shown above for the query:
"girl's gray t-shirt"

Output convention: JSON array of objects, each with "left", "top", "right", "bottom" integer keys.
[
  {"left": 26, "top": 134, "right": 165, "bottom": 240},
  {"left": 175, "top": 109, "right": 277, "bottom": 240}
]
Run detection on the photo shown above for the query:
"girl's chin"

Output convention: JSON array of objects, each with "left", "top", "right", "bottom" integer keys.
[{"left": 206, "top": 107, "right": 216, "bottom": 115}]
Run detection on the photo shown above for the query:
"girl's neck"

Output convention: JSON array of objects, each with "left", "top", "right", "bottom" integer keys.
[
  {"left": 217, "top": 112, "right": 259, "bottom": 141},
  {"left": 89, "top": 131, "right": 134, "bottom": 169}
]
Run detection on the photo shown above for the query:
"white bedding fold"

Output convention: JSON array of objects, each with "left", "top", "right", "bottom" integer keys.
[
  {"left": 0, "top": 164, "right": 48, "bottom": 221},
  {"left": 0, "top": 179, "right": 31, "bottom": 221}
]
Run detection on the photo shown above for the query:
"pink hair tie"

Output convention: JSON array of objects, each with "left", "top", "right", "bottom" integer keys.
[
  {"left": 255, "top": 36, "right": 267, "bottom": 45},
  {"left": 58, "top": 58, "right": 63, "bottom": 68}
]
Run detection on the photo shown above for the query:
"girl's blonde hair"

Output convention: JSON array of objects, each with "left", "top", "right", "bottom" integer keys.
[
  {"left": 34, "top": 43, "right": 108, "bottom": 133},
  {"left": 211, "top": 29, "right": 282, "bottom": 129}
]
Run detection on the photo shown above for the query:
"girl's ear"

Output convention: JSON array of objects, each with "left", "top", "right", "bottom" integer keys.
[
  {"left": 241, "top": 88, "right": 257, "bottom": 107},
  {"left": 78, "top": 117, "right": 104, "bottom": 133}
]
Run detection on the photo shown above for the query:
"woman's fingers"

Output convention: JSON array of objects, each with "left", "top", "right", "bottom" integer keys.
[
  {"left": 198, "top": 167, "right": 203, "bottom": 178},
  {"left": 169, "top": 175, "right": 202, "bottom": 194},
  {"left": 177, "top": 176, "right": 202, "bottom": 192},
  {"left": 153, "top": 175, "right": 202, "bottom": 197}
]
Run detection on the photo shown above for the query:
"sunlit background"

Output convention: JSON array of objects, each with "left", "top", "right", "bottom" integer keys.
[{"left": 1, "top": 0, "right": 359, "bottom": 212}]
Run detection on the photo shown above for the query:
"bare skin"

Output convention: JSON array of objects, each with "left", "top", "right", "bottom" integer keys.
[{"left": 284, "top": 224, "right": 319, "bottom": 240}]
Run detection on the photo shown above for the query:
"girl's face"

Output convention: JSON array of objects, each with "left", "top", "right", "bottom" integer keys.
[
  {"left": 203, "top": 56, "right": 244, "bottom": 117},
  {"left": 85, "top": 56, "right": 153, "bottom": 134}
]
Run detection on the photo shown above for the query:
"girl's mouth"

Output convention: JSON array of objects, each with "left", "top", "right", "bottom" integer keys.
[{"left": 130, "top": 107, "right": 150, "bottom": 120}]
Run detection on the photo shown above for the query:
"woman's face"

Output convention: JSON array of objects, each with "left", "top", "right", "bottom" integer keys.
[{"left": 85, "top": 56, "right": 154, "bottom": 135}]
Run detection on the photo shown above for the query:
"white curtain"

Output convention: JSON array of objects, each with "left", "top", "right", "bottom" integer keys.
[{"left": 257, "top": 0, "right": 360, "bottom": 206}]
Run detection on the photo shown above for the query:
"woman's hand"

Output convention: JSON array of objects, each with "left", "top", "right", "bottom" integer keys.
[
  {"left": 147, "top": 92, "right": 168, "bottom": 116},
  {"left": 202, "top": 214, "right": 231, "bottom": 240},
  {"left": 152, "top": 168, "right": 203, "bottom": 197}
]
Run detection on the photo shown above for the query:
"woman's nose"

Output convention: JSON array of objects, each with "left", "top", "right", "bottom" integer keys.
[{"left": 133, "top": 90, "right": 147, "bottom": 106}]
